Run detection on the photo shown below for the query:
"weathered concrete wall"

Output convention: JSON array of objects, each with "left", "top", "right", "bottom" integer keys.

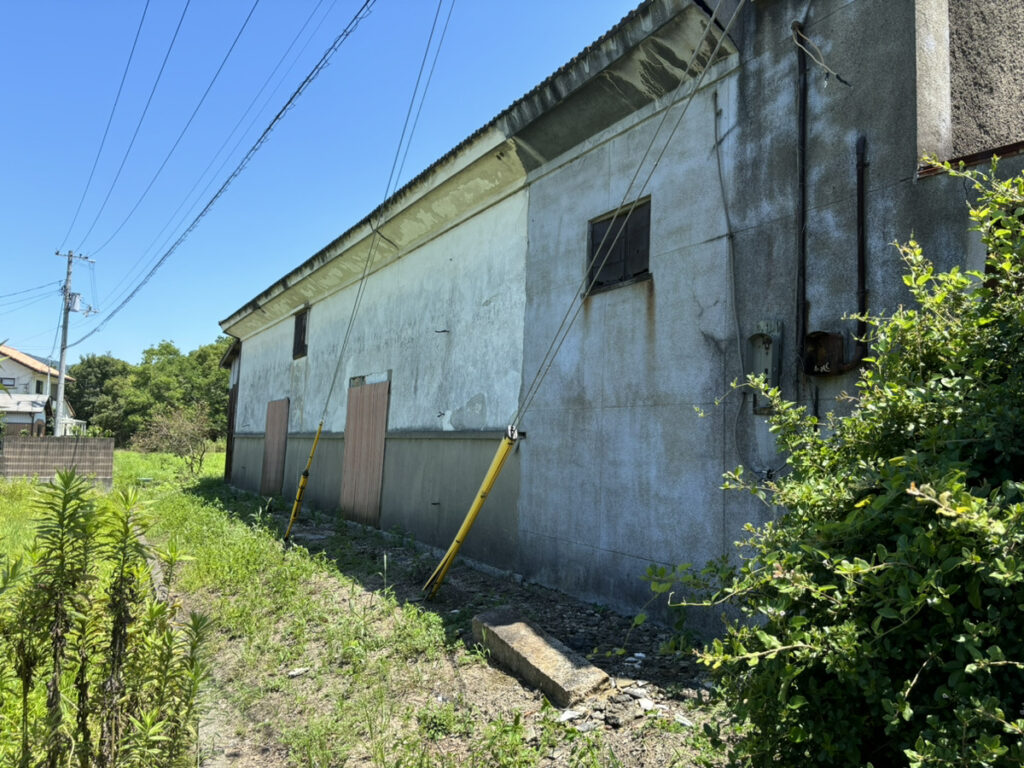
[
  {"left": 225, "top": 0, "right": 1024, "bottom": 625},
  {"left": 950, "top": 0, "right": 1024, "bottom": 157},
  {"left": 228, "top": 188, "right": 528, "bottom": 534},
  {"left": 235, "top": 190, "right": 527, "bottom": 439},
  {"left": 518, "top": 54, "right": 740, "bottom": 619},
  {"left": 516, "top": 0, "right": 1024, "bottom": 624}
]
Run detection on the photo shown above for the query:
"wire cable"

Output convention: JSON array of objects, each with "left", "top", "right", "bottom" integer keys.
[
  {"left": 100, "top": 0, "right": 335, "bottom": 311},
  {"left": 75, "top": 0, "right": 192, "bottom": 253},
  {"left": 69, "top": 0, "right": 377, "bottom": 348},
  {"left": 58, "top": 0, "right": 151, "bottom": 251},
  {"left": 0, "top": 289, "right": 62, "bottom": 317},
  {"left": 512, "top": 0, "right": 745, "bottom": 429},
  {"left": 88, "top": 0, "right": 262, "bottom": 257},
  {"left": 0, "top": 280, "right": 62, "bottom": 300},
  {"left": 319, "top": 0, "right": 452, "bottom": 422},
  {"left": 394, "top": 0, "right": 455, "bottom": 189}
]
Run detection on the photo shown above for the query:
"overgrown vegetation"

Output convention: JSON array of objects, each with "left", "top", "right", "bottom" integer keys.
[
  {"left": 664, "top": 164, "right": 1024, "bottom": 766},
  {"left": 0, "top": 471, "right": 209, "bottom": 767},
  {"left": 131, "top": 403, "right": 211, "bottom": 477},
  {"left": 110, "top": 451, "right": 717, "bottom": 767}
]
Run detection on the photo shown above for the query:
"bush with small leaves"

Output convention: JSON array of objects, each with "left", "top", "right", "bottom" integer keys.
[{"left": 666, "top": 164, "right": 1024, "bottom": 767}]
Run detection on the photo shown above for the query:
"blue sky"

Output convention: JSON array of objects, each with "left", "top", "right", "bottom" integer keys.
[{"left": 1, "top": 0, "right": 634, "bottom": 365}]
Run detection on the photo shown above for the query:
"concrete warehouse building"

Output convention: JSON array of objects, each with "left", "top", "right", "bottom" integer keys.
[{"left": 220, "top": 0, "right": 1024, "bottom": 621}]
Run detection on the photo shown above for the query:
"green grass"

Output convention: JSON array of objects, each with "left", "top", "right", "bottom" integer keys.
[
  {"left": 3, "top": 453, "right": 730, "bottom": 767},
  {"left": 114, "top": 451, "right": 632, "bottom": 767}
]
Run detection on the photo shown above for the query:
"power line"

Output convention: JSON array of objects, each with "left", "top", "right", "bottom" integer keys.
[
  {"left": 0, "top": 280, "right": 62, "bottom": 300},
  {"left": 74, "top": 0, "right": 193, "bottom": 253},
  {"left": 0, "top": 288, "right": 62, "bottom": 317},
  {"left": 58, "top": 0, "right": 151, "bottom": 251},
  {"left": 88, "top": 0, "right": 262, "bottom": 257},
  {"left": 100, "top": 0, "right": 336, "bottom": 311},
  {"left": 69, "top": 0, "right": 378, "bottom": 349}
]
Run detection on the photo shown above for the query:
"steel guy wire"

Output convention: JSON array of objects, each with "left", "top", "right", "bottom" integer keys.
[
  {"left": 394, "top": 0, "right": 456, "bottom": 189},
  {"left": 58, "top": 0, "right": 151, "bottom": 252},
  {"left": 68, "top": 0, "right": 377, "bottom": 349},
  {"left": 89, "top": 0, "right": 262, "bottom": 258},
  {"left": 512, "top": 0, "right": 746, "bottom": 429},
  {"left": 102, "top": 0, "right": 335, "bottom": 311},
  {"left": 513, "top": 0, "right": 732, "bottom": 427},
  {"left": 75, "top": 0, "right": 193, "bottom": 253},
  {"left": 321, "top": 0, "right": 452, "bottom": 422}
]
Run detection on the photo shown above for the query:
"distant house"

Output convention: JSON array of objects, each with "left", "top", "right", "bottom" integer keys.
[
  {"left": 220, "top": 0, "right": 1024, "bottom": 620},
  {"left": 0, "top": 344, "right": 80, "bottom": 436}
]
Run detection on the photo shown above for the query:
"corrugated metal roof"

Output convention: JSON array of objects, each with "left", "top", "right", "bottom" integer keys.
[{"left": 0, "top": 392, "right": 49, "bottom": 414}]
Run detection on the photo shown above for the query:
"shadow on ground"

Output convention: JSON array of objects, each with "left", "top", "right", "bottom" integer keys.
[{"left": 183, "top": 475, "right": 707, "bottom": 698}]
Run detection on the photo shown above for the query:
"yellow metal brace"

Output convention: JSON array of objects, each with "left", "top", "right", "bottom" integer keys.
[
  {"left": 284, "top": 420, "right": 324, "bottom": 543},
  {"left": 423, "top": 426, "right": 519, "bottom": 599}
]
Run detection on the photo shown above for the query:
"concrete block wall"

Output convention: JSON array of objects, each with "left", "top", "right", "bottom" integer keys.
[{"left": 0, "top": 436, "right": 115, "bottom": 489}]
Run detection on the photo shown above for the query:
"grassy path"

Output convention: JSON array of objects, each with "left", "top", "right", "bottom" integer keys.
[{"left": 3, "top": 452, "right": 732, "bottom": 767}]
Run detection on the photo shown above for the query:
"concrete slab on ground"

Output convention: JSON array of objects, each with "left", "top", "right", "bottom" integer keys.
[{"left": 472, "top": 607, "right": 610, "bottom": 707}]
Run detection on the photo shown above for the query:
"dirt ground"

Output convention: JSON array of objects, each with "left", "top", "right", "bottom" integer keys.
[{"left": 196, "top": 516, "right": 730, "bottom": 767}]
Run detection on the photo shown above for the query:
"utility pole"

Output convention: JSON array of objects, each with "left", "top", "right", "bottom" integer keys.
[{"left": 54, "top": 250, "right": 93, "bottom": 436}]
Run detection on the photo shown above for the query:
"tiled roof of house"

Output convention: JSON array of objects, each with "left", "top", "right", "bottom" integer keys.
[{"left": 0, "top": 344, "right": 71, "bottom": 379}]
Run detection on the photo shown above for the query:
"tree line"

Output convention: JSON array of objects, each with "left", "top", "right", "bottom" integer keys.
[{"left": 66, "top": 337, "right": 232, "bottom": 447}]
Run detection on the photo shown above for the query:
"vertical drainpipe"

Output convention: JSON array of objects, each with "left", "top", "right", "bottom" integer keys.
[
  {"left": 854, "top": 135, "right": 868, "bottom": 357},
  {"left": 793, "top": 20, "right": 809, "bottom": 397}
]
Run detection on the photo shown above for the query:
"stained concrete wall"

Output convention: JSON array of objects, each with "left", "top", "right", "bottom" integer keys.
[
  {"left": 225, "top": 0, "right": 1024, "bottom": 624},
  {"left": 516, "top": 0, "right": 1024, "bottom": 623},
  {"left": 234, "top": 190, "right": 527, "bottom": 439},
  {"left": 518, "top": 56, "right": 740, "bottom": 619},
  {"left": 229, "top": 188, "right": 528, "bottom": 535},
  {"left": 950, "top": 0, "right": 1024, "bottom": 157}
]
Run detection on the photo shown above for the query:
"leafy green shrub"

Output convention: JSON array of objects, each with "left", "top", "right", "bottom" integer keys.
[
  {"left": 0, "top": 471, "right": 209, "bottom": 767},
  {"left": 676, "top": 165, "right": 1024, "bottom": 767}
]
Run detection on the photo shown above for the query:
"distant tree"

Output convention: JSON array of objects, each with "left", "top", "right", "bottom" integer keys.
[
  {"left": 66, "top": 337, "right": 231, "bottom": 447},
  {"left": 66, "top": 354, "right": 133, "bottom": 426}
]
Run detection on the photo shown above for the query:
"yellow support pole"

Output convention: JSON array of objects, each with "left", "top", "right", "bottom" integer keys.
[
  {"left": 284, "top": 420, "right": 324, "bottom": 543},
  {"left": 423, "top": 426, "right": 518, "bottom": 599}
]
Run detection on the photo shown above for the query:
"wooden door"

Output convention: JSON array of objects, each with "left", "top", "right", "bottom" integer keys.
[
  {"left": 260, "top": 398, "right": 289, "bottom": 495},
  {"left": 224, "top": 383, "right": 239, "bottom": 482},
  {"left": 340, "top": 380, "right": 390, "bottom": 526}
]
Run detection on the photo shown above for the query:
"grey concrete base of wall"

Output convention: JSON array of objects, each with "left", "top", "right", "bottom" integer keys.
[{"left": 0, "top": 436, "right": 115, "bottom": 489}]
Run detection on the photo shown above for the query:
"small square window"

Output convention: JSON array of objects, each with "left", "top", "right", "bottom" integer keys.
[
  {"left": 1, "top": 377, "right": 14, "bottom": 388},
  {"left": 293, "top": 308, "right": 309, "bottom": 359},
  {"left": 588, "top": 199, "right": 651, "bottom": 291},
  {"left": 35, "top": 380, "right": 44, "bottom": 394}
]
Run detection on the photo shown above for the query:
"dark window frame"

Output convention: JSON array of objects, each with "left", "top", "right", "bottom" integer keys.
[
  {"left": 292, "top": 308, "right": 309, "bottom": 359},
  {"left": 587, "top": 198, "right": 651, "bottom": 293}
]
